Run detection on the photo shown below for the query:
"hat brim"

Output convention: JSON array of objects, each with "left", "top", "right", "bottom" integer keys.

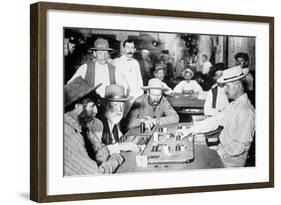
[
  {"left": 217, "top": 68, "right": 249, "bottom": 84},
  {"left": 65, "top": 83, "right": 102, "bottom": 108},
  {"left": 106, "top": 96, "right": 133, "bottom": 102},
  {"left": 182, "top": 70, "right": 194, "bottom": 77},
  {"left": 89, "top": 47, "right": 115, "bottom": 52},
  {"left": 141, "top": 86, "right": 169, "bottom": 92}
]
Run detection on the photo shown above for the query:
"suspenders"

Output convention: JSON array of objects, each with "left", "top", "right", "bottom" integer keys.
[{"left": 211, "top": 85, "right": 218, "bottom": 109}]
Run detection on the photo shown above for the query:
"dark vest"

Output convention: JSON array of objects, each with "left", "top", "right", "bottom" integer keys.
[
  {"left": 85, "top": 61, "right": 116, "bottom": 86},
  {"left": 211, "top": 85, "right": 218, "bottom": 109},
  {"left": 100, "top": 117, "right": 119, "bottom": 145}
]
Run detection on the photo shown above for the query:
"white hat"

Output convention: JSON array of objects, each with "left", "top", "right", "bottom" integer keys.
[
  {"left": 217, "top": 66, "right": 249, "bottom": 84},
  {"left": 182, "top": 68, "right": 194, "bottom": 78},
  {"left": 142, "top": 78, "right": 169, "bottom": 91}
]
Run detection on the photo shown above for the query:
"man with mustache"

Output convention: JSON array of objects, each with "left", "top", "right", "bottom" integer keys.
[
  {"left": 64, "top": 77, "right": 124, "bottom": 176},
  {"left": 177, "top": 66, "right": 255, "bottom": 167},
  {"left": 99, "top": 84, "right": 140, "bottom": 154},
  {"left": 113, "top": 39, "right": 144, "bottom": 100},
  {"left": 124, "top": 78, "right": 179, "bottom": 131}
]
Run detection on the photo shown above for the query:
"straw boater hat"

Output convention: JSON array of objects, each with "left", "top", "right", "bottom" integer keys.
[
  {"left": 104, "top": 84, "right": 133, "bottom": 102},
  {"left": 89, "top": 38, "right": 114, "bottom": 52},
  {"left": 217, "top": 66, "right": 249, "bottom": 84},
  {"left": 64, "top": 76, "right": 102, "bottom": 108},
  {"left": 182, "top": 68, "right": 194, "bottom": 78},
  {"left": 142, "top": 78, "right": 169, "bottom": 92}
]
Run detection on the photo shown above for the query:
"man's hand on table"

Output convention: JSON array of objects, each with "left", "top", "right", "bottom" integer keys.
[
  {"left": 142, "top": 116, "right": 156, "bottom": 130},
  {"left": 176, "top": 127, "right": 193, "bottom": 139},
  {"left": 119, "top": 142, "right": 140, "bottom": 153}
]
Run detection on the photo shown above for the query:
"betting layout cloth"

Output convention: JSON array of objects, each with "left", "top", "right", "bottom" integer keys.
[{"left": 121, "top": 123, "right": 195, "bottom": 166}]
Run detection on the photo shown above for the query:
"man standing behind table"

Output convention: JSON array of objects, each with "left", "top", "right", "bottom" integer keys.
[
  {"left": 124, "top": 78, "right": 179, "bottom": 131},
  {"left": 98, "top": 84, "right": 140, "bottom": 154},
  {"left": 178, "top": 66, "right": 255, "bottom": 167},
  {"left": 64, "top": 77, "right": 124, "bottom": 176},
  {"left": 112, "top": 39, "right": 144, "bottom": 100},
  {"left": 67, "top": 38, "right": 127, "bottom": 97},
  {"left": 173, "top": 68, "right": 203, "bottom": 94},
  {"left": 234, "top": 52, "right": 255, "bottom": 106},
  {"left": 204, "top": 63, "right": 229, "bottom": 116}
]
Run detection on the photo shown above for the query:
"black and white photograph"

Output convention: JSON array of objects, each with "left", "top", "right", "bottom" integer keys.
[{"left": 63, "top": 28, "right": 256, "bottom": 176}]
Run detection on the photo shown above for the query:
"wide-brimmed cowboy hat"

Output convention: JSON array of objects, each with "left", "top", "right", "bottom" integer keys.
[
  {"left": 182, "top": 68, "right": 194, "bottom": 78},
  {"left": 217, "top": 66, "right": 249, "bottom": 84},
  {"left": 142, "top": 78, "right": 169, "bottom": 91},
  {"left": 104, "top": 84, "right": 133, "bottom": 102},
  {"left": 64, "top": 76, "right": 102, "bottom": 108},
  {"left": 89, "top": 38, "right": 114, "bottom": 52}
]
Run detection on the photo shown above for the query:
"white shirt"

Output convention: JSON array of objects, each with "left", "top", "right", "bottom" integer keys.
[
  {"left": 191, "top": 94, "right": 255, "bottom": 167},
  {"left": 204, "top": 84, "right": 229, "bottom": 116},
  {"left": 67, "top": 61, "right": 127, "bottom": 97},
  {"left": 202, "top": 61, "right": 212, "bottom": 74},
  {"left": 173, "top": 80, "right": 203, "bottom": 93},
  {"left": 113, "top": 55, "right": 144, "bottom": 99}
]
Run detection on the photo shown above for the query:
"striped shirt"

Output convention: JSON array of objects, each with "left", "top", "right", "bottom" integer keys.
[{"left": 192, "top": 93, "right": 255, "bottom": 167}]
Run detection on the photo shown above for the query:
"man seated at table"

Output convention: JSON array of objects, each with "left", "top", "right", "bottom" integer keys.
[
  {"left": 178, "top": 66, "right": 255, "bottom": 167},
  {"left": 173, "top": 68, "right": 203, "bottom": 95},
  {"left": 153, "top": 64, "right": 174, "bottom": 95},
  {"left": 98, "top": 84, "right": 140, "bottom": 154},
  {"left": 124, "top": 78, "right": 179, "bottom": 131},
  {"left": 64, "top": 77, "right": 124, "bottom": 176},
  {"left": 204, "top": 63, "right": 229, "bottom": 116}
]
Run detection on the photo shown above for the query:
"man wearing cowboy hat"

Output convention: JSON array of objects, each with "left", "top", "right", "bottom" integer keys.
[
  {"left": 204, "top": 63, "right": 229, "bottom": 116},
  {"left": 178, "top": 66, "right": 255, "bottom": 167},
  {"left": 173, "top": 68, "right": 203, "bottom": 94},
  {"left": 68, "top": 38, "right": 127, "bottom": 98},
  {"left": 64, "top": 77, "right": 124, "bottom": 176},
  {"left": 124, "top": 78, "right": 179, "bottom": 131},
  {"left": 99, "top": 84, "right": 140, "bottom": 154}
]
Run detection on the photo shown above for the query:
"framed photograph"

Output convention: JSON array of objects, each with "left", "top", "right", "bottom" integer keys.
[{"left": 30, "top": 1, "right": 274, "bottom": 202}]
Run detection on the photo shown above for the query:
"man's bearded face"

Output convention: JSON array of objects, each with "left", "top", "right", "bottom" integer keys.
[
  {"left": 79, "top": 102, "right": 98, "bottom": 126},
  {"left": 105, "top": 101, "right": 125, "bottom": 124},
  {"left": 148, "top": 89, "right": 163, "bottom": 107}
]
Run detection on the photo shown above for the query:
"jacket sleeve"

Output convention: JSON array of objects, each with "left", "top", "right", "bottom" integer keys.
[
  {"left": 158, "top": 98, "right": 179, "bottom": 126},
  {"left": 124, "top": 97, "right": 143, "bottom": 130}
]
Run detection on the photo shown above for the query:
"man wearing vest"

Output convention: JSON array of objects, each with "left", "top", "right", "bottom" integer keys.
[
  {"left": 64, "top": 77, "right": 124, "bottom": 176},
  {"left": 204, "top": 63, "right": 229, "bottom": 116},
  {"left": 99, "top": 84, "right": 140, "bottom": 155},
  {"left": 68, "top": 38, "right": 127, "bottom": 98}
]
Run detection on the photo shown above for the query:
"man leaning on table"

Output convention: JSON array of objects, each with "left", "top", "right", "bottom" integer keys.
[
  {"left": 124, "top": 78, "right": 179, "bottom": 131},
  {"left": 178, "top": 66, "right": 255, "bottom": 167}
]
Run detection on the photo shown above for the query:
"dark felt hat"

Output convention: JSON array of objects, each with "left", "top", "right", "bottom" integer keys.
[
  {"left": 64, "top": 76, "right": 102, "bottom": 108},
  {"left": 104, "top": 84, "right": 133, "bottom": 102},
  {"left": 89, "top": 38, "right": 114, "bottom": 51}
]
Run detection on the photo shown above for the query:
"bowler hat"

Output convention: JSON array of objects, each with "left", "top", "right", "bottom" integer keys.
[
  {"left": 217, "top": 66, "right": 249, "bottom": 84},
  {"left": 142, "top": 78, "right": 169, "bottom": 91},
  {"left": 104, "top": 84, "right": 133, "bottom": 102},
  {"left": 64, "top": 76, "right": 102, "bottom": 108},
  {"left": 89, "top": 38, "right": 114, "bottom": 52}
]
